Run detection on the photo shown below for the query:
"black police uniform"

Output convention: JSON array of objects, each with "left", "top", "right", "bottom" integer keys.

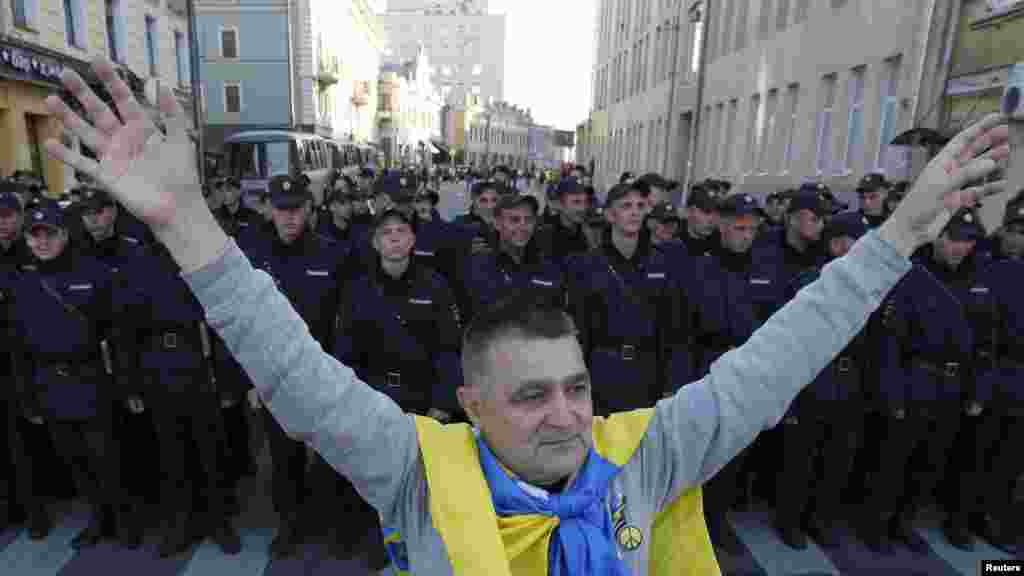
[
  {"left": 679, "top": 186, "right": 720, "bottom": 257},
  {"left": 774, "top": 213, "right": 872, "bottom": 550},
  {"left": 118, "top": 241, "right": 241, "bottom": 556},
  {"left": 8, "top": 201, "right": 126, "bottom": 549},
  {"left": 869, "top": 209, "right": 995, "bottom": 553},
  {"left": 534, "top": 180, "right": 590, "bottom": 269},
  {"left": 855, "top": 173, "right": 890, "bottom": 229},
  {"left": 333, "top": 208, "right": 461, "bottom": 567},
  {"left": 240, "top": 175, "right": 346, "bottom": 557}
]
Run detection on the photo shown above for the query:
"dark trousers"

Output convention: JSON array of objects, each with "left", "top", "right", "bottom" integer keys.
[
  {"left": 220, "top": 402, "right": 251, "bottom": 494},
  {"left": 2, "top": 403, "right": 49, "bottom": 521},
  {"left": 148, "top": 373, "right": 228, "bottom": 527},
  {"left": 869, "top": 411, "right": 960, "bottom": 520},
  {"left": 263, "top": 406, "right": 309, "bottom": 519},
  {"left": 321, "top": 461, "right": 388, "bottom": 568},
  {"left": 776, "top": 414, "right": 860, "bottom": 528},
  {"left": 950, "top": 411, "right": 1024, "bottom": 524},
  {"left": 115, "top": 404, "right": 161, "bottom": 506},
  {"left": 48, "top": 417, "right": 121, "bottom": 516},
  {"left": 705, "top": 444, "right": 752, "bottom": 532}
]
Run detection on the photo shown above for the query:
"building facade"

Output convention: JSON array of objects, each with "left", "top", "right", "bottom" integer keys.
[
  {"left": 378, "top": 0, "right": 505, "bottom": 108},
  {"left": 376, "top": 46, "right": 442, "bottom": 167},
  {"left": 2, "top": 0, "right": 194, "bottom": 194},
  {"left": 197, "top": 0, "right": 382, "bottom": 152},
  {"left": 942, "top": 0, "right": 1024, "bottom": 133},
  {"left": 585, "top": 0, "right": 703, "bottom": 196}
]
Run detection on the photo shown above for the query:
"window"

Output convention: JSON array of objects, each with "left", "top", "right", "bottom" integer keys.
[
  {"left": 734, "top": 0, "right": 749, "bottom": 51},
  {"left": 224, "top": 83, "right": 242, "bottom": 113},
  {"left": 783, "top": 83, "right": 800, "bottom": 171},
  {"left": 795, "top": 0, "right": 811, "bottom": 22},
  {"left": 724, "top": 99, "right": 738, "bottom": 173},
  {"left": 816, "top": 74, "right": 837, "bottom": 174},
  {"left": 175, "top": 32, "right": 188, "bottom": 87},
  {"left": 844, "top": 66, "right": 866, "bottom": 172},
  {"left": 690, "top": 19, "right": 703, "bottom": 76},
  {"left": 777, "top": 0, "right": 790, "bottom": 30},
  {"left": 831, "top": 0, "right": 848, "bottom": 7},
  {"left": 746, "top": 94, "right": 761, "bottom": 172},
  {"left": 876, "top": 56, "right": 907, "bottom": 176},
  {"left": 472, "top": 85, "right": 481, "bottom": 95},
  {"left": 221, "top": 27, "right": 238, "bottom": 59},
  {"left": 472, "top": 64, "right": 482, "bottom": 76},
  {"left": 105, "top": 0, "right": 126, "bottom": 62},
  {"left": 760, "top": 89, "right": 778, "bottom": 172},
  {"left": 759, "top": 0, "right": 774, "bottom": 38},
  {"left": 12, "top": 0, "right": 38, "bottom": 29},
  {"left": 145, "top": 16, "right": 159, "bottom": 76},
  {"left": 64, "top": 0, "right": 86, "bottom": 48}
]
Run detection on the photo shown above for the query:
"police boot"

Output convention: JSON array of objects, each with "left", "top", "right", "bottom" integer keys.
[
  {"left": 891, "top": 511, "right": 928, "bottom": 554},
  {"left": 211, "top": 517, "right": 242, "bottom": 555},
  {"left": 71, "top": 511, "right": 105, "bottom": 550},
  {"left": 270, "top": 513, "right": 301, "bottom": 558},
  {"left": 117, "top": 504, "right": 143, "bottom": 549},
  {"left": 943, "top": 512, "right": 973, "bottom": 551},
  {"left": 159, "top": 511, "right": 191, "bottom": 558},
  {"left": 806, "top": 515, "right": 840, "bottom": 549},
  {"left": 972, "top": 513, "right": 1015, "bottom": 554},
  {"left": 27, "top": 507, "right": 52, "bottom": 540},
  {"left": 861, "top": 514, "right": 894, "bottom": 554},
  {"left": 774, "top": 518, "right": 808, "bottom": 550}
]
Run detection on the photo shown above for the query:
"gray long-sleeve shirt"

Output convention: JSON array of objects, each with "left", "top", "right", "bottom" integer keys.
[{"left": 184, "top": 230, "right": 910, "bottom": 574}]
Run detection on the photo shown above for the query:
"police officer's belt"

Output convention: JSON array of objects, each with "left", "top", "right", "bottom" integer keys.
[
  {"left": 377, "top": 371, "right": 403, "bottom": 389},
  {"left": 37, "top": 358, "right": 100, "bottom": 378},
  {"left": 914, "top": 358, "right": 962, "bottom": 380},
  {"left": 832, "top": 355, "right": 859, "bottom": 377},
  {"left": 593, "top": 336, "right": 656, "bottom": 361}
]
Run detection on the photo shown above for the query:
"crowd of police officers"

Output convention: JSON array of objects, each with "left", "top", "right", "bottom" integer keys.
[{"left": 0, "top": 161, "right": 1021, "bottom": 569}]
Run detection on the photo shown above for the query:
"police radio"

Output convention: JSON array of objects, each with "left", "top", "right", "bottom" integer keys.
[{"left": 978, "top": 62, "right": 1024, "bottom": 235}]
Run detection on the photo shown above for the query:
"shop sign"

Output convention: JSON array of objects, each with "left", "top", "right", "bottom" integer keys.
[{"left": 0, "top": 43, "right": 65, "bottom": 84}]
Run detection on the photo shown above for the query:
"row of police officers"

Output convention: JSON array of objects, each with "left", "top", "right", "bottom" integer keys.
[{"left": 0, "top": 165, "right": 1021, "bottom": 567}]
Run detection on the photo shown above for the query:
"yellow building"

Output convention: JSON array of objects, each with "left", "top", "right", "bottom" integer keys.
[
  {"left": 944, "top": 0, "right": 1024, "bottom": 131},
  {"left": 2, "top": 0, "right": 191, "bottom": 196}
]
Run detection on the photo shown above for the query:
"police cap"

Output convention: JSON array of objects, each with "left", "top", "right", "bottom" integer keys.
[
  {"left": 637, "top": 172, "right": 678, "bottom": 191},
  {"left": 824, "top": 211, "right": 870, "bottom": 242},
  {"left": 648, "top": 203, "right": 680, "bottom": 223},
  {"left": 372, "top": 207, "right": 416, "bottom": 233},
  {"left": 495, "top": 193, "right": 539, "bottom": 215},
  {"left": 557, "top": 178, "right": 590, "bottom": 198},
  {"left": 717, "top": 193, "right": 761, "bottom": 218},
  {"left": 416, "top": 189, "right": 441, "bottom": 206},
  {"left": 685, "top": 185, "right": 719, "bottom": 212},
  {"left": 787, "top": 186, "right": 830, "bottom": 217},
  {"left": 856, "top": 173, "right": 890, "bottom": 194},
  {"left": 606, "top": 181, "right": 652, "bottom": 207},
  {"left": 26, "top": 199, "right": 65, "bottom": 231},
  {"left": 0, "top": 188, "right": 23, "bottom": 213},
  {"left": 942, "top": 208, "right": 984, "bottom": 242},
  {"left": 269, "top": 174, "right": 312, "bottom": 209},
  {"left": 80, "top": 186, "right": 115, "bottom": 212}
]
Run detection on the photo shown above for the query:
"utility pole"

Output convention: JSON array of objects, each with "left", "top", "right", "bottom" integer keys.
[
  {"left": 683, "top": 0, "right": 711, "bottom": 199},
  {"left": 186, "top": 0, "right": 204, "bottom": 183}
]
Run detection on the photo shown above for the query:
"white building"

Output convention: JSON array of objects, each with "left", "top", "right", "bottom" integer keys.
[
  {"left": 378, "top": 0, "right": 505, "bottom": 107},
  {"left": 377, "top": 46, "right": 443, "bottom": 167}
]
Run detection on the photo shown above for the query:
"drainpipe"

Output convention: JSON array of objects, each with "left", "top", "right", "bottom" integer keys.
[
  {"left": 683, "top": 0, "right": 711, "bottom": 198},
  {"left": 286, "top": 0, "right": 295, "bottom": 128}
]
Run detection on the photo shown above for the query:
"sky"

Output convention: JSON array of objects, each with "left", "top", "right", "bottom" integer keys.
[{"left": 488, "top": 0, "right": 596, "bottom": 131}]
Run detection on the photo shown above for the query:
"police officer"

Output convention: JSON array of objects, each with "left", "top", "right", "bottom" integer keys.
[
  {"left": 463, "top": 193, "right": 563, "bottom": 323},
  {"left": 818, "top": 185, "right": 849, "bottom": 218},
  {"left": 647, "top": 203, "right": 681, "bottom": 245},
  {"left": 566, "top": 182, "right": 684, "bottom": 416},
  {"left": 0, "top": 184, "right": 51, "bottom": 538},
  {"left": 316, "top": 177, "right": 357, "bottom": 250},
  {"left": 7, "top": 200, "right": 127, "bottom": 549},
  {"left": 869, "top": 208, "right": 992, "bottom": 553},
  {"left": 213, "top": 177, "right": 260, "bottom": 240},
  {"left": 534, "top": 179, "right": 590, "bottom": 269},
  {"left": 680, "top": 184, "right": 721, "bottom": 257},
  {"left": 240, "top": 174, "right": 346, "bottom": 557},
  {"left": 581, "top": 207, "right": 609, "bottom": 251},
  {"left": 688, "top": 193, "right": 779, "bottom": 553},
  {"left": 636, "top": 172, "right": 678, "bottom": 207},
  {"left": 333, "top": 206, "right": 462, "bottom": 567},
  {"left": 855, "top": 173, "right": 890, "bottom": 228},
  {"left": 412, "top": 188, "right": 460, "bottom": 281},
  {"left": 775, "top": 212, "right": 871, "bottom": 550},
  {"left": 772, "top": 185, "right": 828, "bottom": 280},
  {"left": 886, "top": 181, "right": 909, "bottom": 216},
  {"left": 118, "top": 236, "right": 242, "bottom": 557},
  {"left": 977, "top": 196, "right": 1024, "bottom": 554}
]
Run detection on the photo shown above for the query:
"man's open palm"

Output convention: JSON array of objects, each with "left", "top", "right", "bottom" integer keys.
[{"left": 44, "top": 57, "right": 200, "bottom": 230}]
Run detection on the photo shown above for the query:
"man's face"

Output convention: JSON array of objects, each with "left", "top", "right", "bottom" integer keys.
[
  {"left": 475, "top": 190, "right": 499, "bottom": 222},
  {"left": 353, "top": 196, "right": 370, "bottom": 216},
  {"left": 560, "top": 192, "right": 588, "bottom": 224},
  {"left": 222, "top": 184, "right": 242, "bottom": 206},
  {"left": 374, "top": 194, "right": 393, "bottom": 214},
  {"left": 271, "top": 203, "right": 310, "bottom": 244},
  {"left": 0, "top": 208, "right": 23, "bottom": 243},
  {"left": 373, "top": 220, "right": 416, "bottom": 261},
  {"left": 652, "top": 220, "right": 679, "bottom": 244},
  {"left": 329, "top": 198, "right": 352, "bottom": 223},
  {"left": 686, "top": 205, "right": 719, "bottom": 238},
  {"left": 999, "top": 222, "right": 1024, "bottom": 258},
  {"left": 81, "top": 205, "right": 117, "bottom": 240},
  {"left": 458, "top": 335, "right": 593, "bottom": 486},
  {"left": 719, "top": 214, "right": 760, "bottom": 253},
  {"left": 415, "top": 199, "right": 434, "bottom": 221},
  {"left": 934, "top": 232, "right": 976, "bottom": 269},
  {"left": 26, "top": 226, "right": 68, "bottom": 261},
  {"left": 828, "top": 235, "right": 856, "bottom": 258},
  {"left": 496, "top": 205, "right": 537, "bottom": 248},
  {"left": 789, "top": 210, "right": 824, "bottom": 243},
  {"left": 859, "top": 188, "right": 885, "bottom": 217},
  {"left": 606, "top": 192, "right": 649, "bottom": 235}
]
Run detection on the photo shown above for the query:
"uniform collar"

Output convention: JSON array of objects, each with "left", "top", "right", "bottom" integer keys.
[{"left": 35, "top": 244, "right": 74, "bottom": 274}]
